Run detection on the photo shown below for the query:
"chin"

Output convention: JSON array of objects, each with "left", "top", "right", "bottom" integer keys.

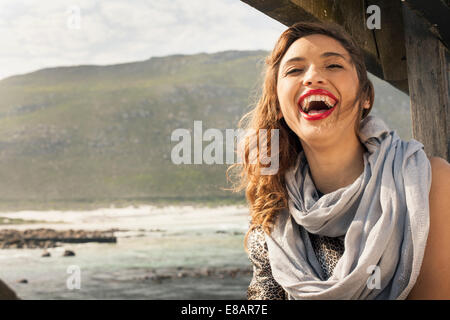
[{"left": 299, "top": 127, "right": 334, "bottom": 143}]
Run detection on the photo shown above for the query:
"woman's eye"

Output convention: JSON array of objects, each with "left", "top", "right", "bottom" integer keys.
[
  {"left": 327, "top": 64, "right": 342, "bottom": 69},
  {"left": 286, "top": 68, "right": 304, "bottom": 75}
]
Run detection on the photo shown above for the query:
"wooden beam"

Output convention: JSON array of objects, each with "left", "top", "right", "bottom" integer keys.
[
  {"left": 404, "top": 0, "right": 450, "bottom": 49},
  {"left": 367, "top": 0, "right": 408, "bottom": 90},
  {"left": 402, "top": 3, "right": 449, "bottom": 160}
]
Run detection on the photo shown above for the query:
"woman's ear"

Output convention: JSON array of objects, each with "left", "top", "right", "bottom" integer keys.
[{"left": 362, "top": 99, "right": 370, "bottom": 110}]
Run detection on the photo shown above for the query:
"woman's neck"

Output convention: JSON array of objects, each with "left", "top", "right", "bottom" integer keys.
[{"left": 301, "top": 134, "right": 366, "bottom": 194}]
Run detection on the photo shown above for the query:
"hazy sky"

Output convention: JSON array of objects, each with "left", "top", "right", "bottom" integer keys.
[{"left": 0, "top": 0, "right": 286, "bottom": 80}]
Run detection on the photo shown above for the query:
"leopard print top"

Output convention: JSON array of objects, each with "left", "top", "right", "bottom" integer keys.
[{"left": 247, "top": 225, "right": 345, "bottom": 300}]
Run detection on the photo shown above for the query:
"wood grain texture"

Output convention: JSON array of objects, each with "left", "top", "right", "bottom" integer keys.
[
  {"left": 404, "top": 0, "right": 450, "bottom": 49},
  {"left": 368, "top": 0, "right": 408, "bottom": 84},
  {"left": 402, "top": 3, "right": 449, "bottom": 160}
]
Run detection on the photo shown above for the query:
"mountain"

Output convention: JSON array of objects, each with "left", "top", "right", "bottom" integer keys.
[{"left": 0, "top": 50, "right": 411, "bottom": 210}]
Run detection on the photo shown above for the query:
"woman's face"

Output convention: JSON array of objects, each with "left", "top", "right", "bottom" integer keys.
[{"left": 276, "top": 34, "right": 369, "bottom": 146}]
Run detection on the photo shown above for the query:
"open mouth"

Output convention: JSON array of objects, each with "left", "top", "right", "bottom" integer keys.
[{"left": 298, "top": 90, "right": 338, "bottom": 120}]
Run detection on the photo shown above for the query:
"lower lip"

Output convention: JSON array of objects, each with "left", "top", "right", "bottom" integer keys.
[{"left": 299, "top": 105, "right": 337, "bottom": 121}]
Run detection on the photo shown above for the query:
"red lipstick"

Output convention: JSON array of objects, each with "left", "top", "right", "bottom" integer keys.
[{"left": 297, "top": 89, "right": 338, "bottom": 121}]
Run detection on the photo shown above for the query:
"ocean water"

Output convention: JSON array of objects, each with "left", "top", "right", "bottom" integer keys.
[{"left": 0, "top": 205, "right": 253, "bottom": 300}]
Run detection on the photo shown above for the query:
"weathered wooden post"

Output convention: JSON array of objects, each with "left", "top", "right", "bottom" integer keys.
[
  {"left": 401, "top": 1, "right": 449, "bottom": 160},
  {"left": 240, "top": 0, "right": 449, "bottom": 161}
]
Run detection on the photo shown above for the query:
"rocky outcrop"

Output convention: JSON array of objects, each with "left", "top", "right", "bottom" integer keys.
[
  {"left": 63, "top": 249, "right": 75, "bottom": 257},
  {"left": 0, "top": 228, "right": 117, "bottom": 249},
  {"left": 41, "top": 250, "right": 51, "bottom": 257}
]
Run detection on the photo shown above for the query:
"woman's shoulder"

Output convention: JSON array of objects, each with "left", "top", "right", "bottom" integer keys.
[
  {"left": 408, "top": 156, "right": 450, "bottom": 299},
  {"left": 429, "top": 156, "right": 450, "bottom": 176},
  {"left": 428, "top": 156, "right": 450, "bottom": 218}
]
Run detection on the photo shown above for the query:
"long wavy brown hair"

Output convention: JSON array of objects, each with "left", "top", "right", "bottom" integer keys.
[{"left": 227, "top": 21, "right": 374, "bottom": 251}]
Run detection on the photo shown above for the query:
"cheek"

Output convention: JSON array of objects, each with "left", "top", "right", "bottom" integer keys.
[
  {"left": 277, "top": 92, "right": 296, "bottom": 121},
  {"left": 276, "top": 84, "right": 288, "bottom": 114},
  {"left": 277, "top": 81, "right": 295, "bottom": 108},
  {"left": 276, "top": 82, "right": 285, "bottom": 103},
  {"left": 338, "top": 72, "right": 360, "bottom": 100},
  {"left": 335, "top": 81, "right": 358, "bottom": 109}
]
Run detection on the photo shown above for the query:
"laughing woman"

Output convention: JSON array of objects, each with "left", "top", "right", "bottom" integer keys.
[{"left": 231, "top": 22, "right": 450, "bottom": 299}]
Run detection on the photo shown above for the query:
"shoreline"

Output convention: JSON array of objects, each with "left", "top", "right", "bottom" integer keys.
[
  {"left": 0, "top": 196, "right": 246, "bottom": 212},
  {"left": 0, "top": 204, "right": 250, "bottom": 236},
  {"left": 0, "top": 228, "right": 118, "bottom": 249}
]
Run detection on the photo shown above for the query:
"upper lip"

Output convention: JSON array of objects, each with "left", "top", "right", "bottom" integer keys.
[{"left": 297, "top": 89, "right": 338, "bottom": 109}]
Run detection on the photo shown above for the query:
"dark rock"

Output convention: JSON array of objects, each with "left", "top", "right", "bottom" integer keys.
[
  {"left": 18, "top": 279, "right": 28, "bottom": 284},
  {"left": 154, "top": 275, "right": 171, "bottom": 281},
  {"left": 63, "top": 250, "right": 75, "bottom": 257},
  {"left": 41, "top": 251, "right": 51, "bottom": 257},
  {"left": 0, "top": 228, "right": 116, "bottom": 249}
]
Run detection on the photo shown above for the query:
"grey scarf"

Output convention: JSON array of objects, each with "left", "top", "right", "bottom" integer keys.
[{"left": 265, "top": 115, "right": 431, "bottom": 299}]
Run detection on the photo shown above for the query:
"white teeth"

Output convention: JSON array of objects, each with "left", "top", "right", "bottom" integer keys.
[
  {"left": 301, "top": 94, "right": 336, "bottom": 111},
  {"left": 301, "top": 96, "right": 310, "bottom": 110}
]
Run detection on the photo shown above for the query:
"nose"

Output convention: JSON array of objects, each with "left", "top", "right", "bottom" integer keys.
[{"left": 302, "top": 65, "right": 326, "bottom": 86}]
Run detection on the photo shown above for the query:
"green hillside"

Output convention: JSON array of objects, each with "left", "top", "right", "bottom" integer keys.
[{"left": 0, "top": 50, "right": 411, "bottom": 210}]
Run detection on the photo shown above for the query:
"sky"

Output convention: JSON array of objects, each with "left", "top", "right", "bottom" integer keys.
[{"left": 0, "top": 0, "right": 287, "bottom": 80}]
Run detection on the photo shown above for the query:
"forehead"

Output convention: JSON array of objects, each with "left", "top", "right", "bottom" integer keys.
[{"left": 280, "top": 34, "right": 350, "bottom": 65}]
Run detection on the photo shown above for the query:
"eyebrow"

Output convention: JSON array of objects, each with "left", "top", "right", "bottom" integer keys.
[{"left": 283, "top": 52, "right": 348, "bottom": 65}]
